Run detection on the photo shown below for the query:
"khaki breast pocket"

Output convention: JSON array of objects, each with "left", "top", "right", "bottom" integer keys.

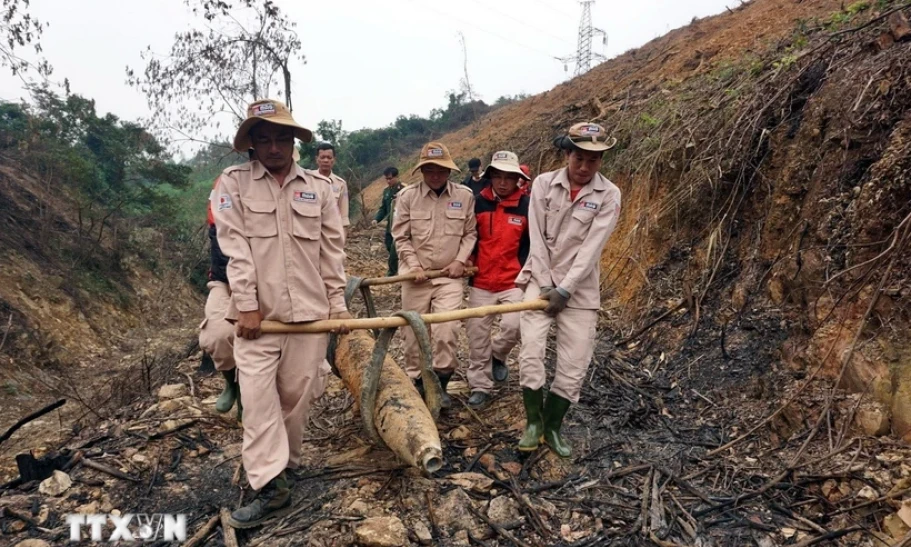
[
  {"left": 568, "top": 209, "right": 595, "bottom": 240},
  {"left": 290, "top": 201, "right": 321, "bottom": 241},
  {"left": 410, "top": 210, "right": 433, "bottom": 238},
  {"left": 245, "top": 200, "right": 278, "bottom": 238},
  {"left": 444, "top": 210, "right": 465, "bottom": 236}
]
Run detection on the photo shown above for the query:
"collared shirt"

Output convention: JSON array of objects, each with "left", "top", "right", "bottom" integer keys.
[
  {"left": 391, "top": 180, "right": 477, "bottom": 283},
  {"left": 516, "top": 167, "right": 621, "bottom": 310},
  {"left": 213, "top": 160, "right": 348, "bottom": 322},
  {"left": 328, "top": 172, "right": 350, "bottom": 227}
]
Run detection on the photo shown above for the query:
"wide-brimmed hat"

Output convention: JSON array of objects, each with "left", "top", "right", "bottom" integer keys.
[
  {"left": 553, "top": 122, "right": 617, "bottom": 152},
  {"left": 233, "top": 99, "right": 313, "bottom": 152},
  {"left": 411, "top": 142, "right": 460, "bottom": 175},
  {"left": 481, "top": 151, "right": 530, "bottom": 181}
]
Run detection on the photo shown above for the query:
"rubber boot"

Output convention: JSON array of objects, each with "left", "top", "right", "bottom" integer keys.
[
  {"left": 227, "top": 471, "right": 292, "bottom": 529},
  {"left": 437, "top": 372, "right": 453, "bottom": 409},
  {"left": 491, "top": 356, "right": 508, "bottom": 383},
  {"left": 542, "top": 392, "right": 572, "bottom": 458},
  {"left": 236, "top": 386, "right": 243, "bottom": 423},
  {"left": 215, "top": 370, "right": 238, "bottom": 413},
  {"left": 518, "top": 388, "right": 544, "bottom": 452}
]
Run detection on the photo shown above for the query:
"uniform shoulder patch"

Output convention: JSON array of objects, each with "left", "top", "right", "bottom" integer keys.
[{"left": 216, "top": 193, "right": 233, "bottom": 211}]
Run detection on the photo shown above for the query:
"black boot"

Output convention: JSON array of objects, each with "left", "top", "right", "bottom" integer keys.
[
  {"left": 518, "top": 388, "right": 544, "bottom": 452},
  {"left": 542, "top": 392, "right": 572, "bottom": 458},
  {"left": 215, "top": 370, "right": 238, "bottom": 413},
  {"left": 437, "top": 372, "right": 453, "bottom": 409},
  {"left": 227, "top": 471, "right": 292, "bottom": 529},
  {"left": 467, "top": 391, "right": 491, "bottom": 409},
  {"left": 491, "top": 356, "right": 509, "bottom": 382}
]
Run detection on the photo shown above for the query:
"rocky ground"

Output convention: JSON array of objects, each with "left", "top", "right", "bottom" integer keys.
[{"left": 2, "top": 226, "right": 911, "bottom": 547}]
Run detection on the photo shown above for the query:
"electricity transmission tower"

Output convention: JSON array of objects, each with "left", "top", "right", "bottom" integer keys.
[{"left": 556, "top": 0, "right": 607, "bottom": 77}]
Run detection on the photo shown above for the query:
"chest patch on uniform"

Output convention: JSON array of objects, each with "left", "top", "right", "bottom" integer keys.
[
  {"left": 217, "top": 194, "right": 233, "bottom": 211},
  {"left": 294, "top": 191, "right": 317, "bottom": 203},
  {"left": 448, "top": 201, "right": 463, "bottom": 210},
  {"left": 577, "top": 201, "right": 599, "bottom": 211},
  {"left": 508, "top": 216, "right": 523, "bottom": 226}
]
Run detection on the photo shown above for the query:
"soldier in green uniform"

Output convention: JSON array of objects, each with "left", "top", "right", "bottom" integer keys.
[{"left": 373, "top": 166, "right": 404, "bottom": 276}]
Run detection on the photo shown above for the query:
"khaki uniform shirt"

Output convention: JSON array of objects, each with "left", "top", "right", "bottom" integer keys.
[
  {"left": 392, "top": 181, "right": 477, "bottom": 284},
  {"left": 516, "top": 167, "right": 621, "bottom": 310},
  {"left": 213, "top": 161, "right": 347, "bottom": 322},
  {"left": 328, "top": 172, "right": 350, "bottom": 227}
]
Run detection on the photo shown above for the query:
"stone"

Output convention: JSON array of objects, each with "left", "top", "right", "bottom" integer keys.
[
  {"left": 348, "top": 499, "right": 370, "bottom": 516},
  {"left": 436, "top": 487, "right": 488, "bottom": 537},
  {"left": 885, "top": 513, "right": 910, "bottom": 539},
  {"left": 77, "top": 501, "right": 100, "bottom": 514},
  {"left": 14, "top": 541, "right": 51, "bottom": 547},
  {"left": 856, "top": 405, "right": 891, "bottom": 437},
  {"left": 488, "top": 496, "right": 522, "bottom": 526},
  {"left": 157, "top": 383, "right": 188, "bottom": 400},
  {"left": 38, "top": 470, "right": 72, "bottom": 497},
  {"left": 447, "top": 472, "right": 494, "bottom": 493},
  {"left": 452, "top": 530, "right": 470, "bottom": 545},
  {"left": 412, "top": 520, "right": 433, "bottom": 545},
  {"left": 354, "top": 516, "right": 407, "bottom": 547},
  {"left": 449, "top": 426, "right": 471, "bottom": 440}
]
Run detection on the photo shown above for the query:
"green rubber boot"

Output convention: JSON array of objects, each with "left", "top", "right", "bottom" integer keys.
[
  {"left": 518, "top": 388, "right": 544, "bottom": 452},
  {"left": 227, "top": 471, "right": 292, "bottom": 529},
  {"left": 215, "top": 370, "right": 239, "bottom": 413},
  {"left": 543, "top": 392, "right": 572, "bottom": 458}
]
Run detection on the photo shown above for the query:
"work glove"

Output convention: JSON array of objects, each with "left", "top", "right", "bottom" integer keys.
[{"left": 540, "top": 287, "right": 570, "bottom": 317}]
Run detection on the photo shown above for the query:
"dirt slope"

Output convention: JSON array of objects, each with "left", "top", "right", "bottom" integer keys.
[
  {"left": 0, "top": 159, "right": 203, "bottom": 463},
  {"left": 365, "top": 0, "right": 911, "bottom": 436}
]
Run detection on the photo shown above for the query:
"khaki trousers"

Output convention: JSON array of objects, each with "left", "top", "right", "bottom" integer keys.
[
  {"left": 235, "top": 333, "right": 329, "bottom": 490},
  {"left": 198, "top": 281, "right": 235, "bottom": 372},
  {"left": 401, "top": 278, "right": 463, "bottom": 378},
  {"left": 518, "top": 282, "right": 598, "bottom": 403},
  {"left": 465, "top": 287, "right": 523, "bottom": 393}
]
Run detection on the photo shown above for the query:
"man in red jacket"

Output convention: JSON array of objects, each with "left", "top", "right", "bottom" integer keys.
[{"left": 465, "top": 151, "right": 532, "bottom": 408}]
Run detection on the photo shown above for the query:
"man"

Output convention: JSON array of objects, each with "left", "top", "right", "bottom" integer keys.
[
  {"left": 199, "top": 176, "right": 241, "bottom": 420},
  {"left": 314, "top": 142, "right": 350, "bottom": 242},
  {"left": 516, "top": 122, "right": 621, "bottom": 458},
  {"left": 462, "top": 157, "right": 487, "bottom": 196},
  {"left": 465, "top": 151, "right": 531, "bottom": 409},
  {"left": 214, "top": 99, "right": 351, "bottom": 527},
  {"left": 372, "top": 166, "right": 404, "bottom": 276},
  {"left": 519, "top": 164, "right": 532, "bottom": 195},
  {"left": 392, "top": 142, "right": 477, "bottom": 409}
]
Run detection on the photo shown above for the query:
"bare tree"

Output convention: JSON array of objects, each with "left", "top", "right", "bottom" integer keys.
[
  {"left": 127, "top": 0, "right": 303, "bottom": 147},
  {"left": 1, "top": 0, "right": 50, "bottom": 79}
]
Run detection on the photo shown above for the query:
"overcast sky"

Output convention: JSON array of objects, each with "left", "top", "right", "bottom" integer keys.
[{"left": 1, "top": 0, "right": 733, "bottom": 143}]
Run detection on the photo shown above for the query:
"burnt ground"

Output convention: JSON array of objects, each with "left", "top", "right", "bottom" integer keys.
[{"left": 2, "top": 225, "right": 911, "bottom": 547}]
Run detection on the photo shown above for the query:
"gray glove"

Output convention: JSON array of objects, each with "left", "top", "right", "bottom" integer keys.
[{"left": 540, "top": 287, "right": 570, "bottom": 317}]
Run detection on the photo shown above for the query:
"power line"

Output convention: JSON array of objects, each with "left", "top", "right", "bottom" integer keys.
[
  {"left": 463, "top": 0, "right": 575, "bottom": 46},
  {"left": 555, "top": 0, "right": 607, "bottom": 76},
  {"left": 411, "top": 0, "right": 563, "bottom": 61},
  {"left": 527, "top": 0, "right": 578, "bottom": 21}
]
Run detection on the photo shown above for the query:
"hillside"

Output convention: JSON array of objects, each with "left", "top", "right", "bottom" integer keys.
[{"left": 367, "top": 0, "right": 911, "bottom": 435}]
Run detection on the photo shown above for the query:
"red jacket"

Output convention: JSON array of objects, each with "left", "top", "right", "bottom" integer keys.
[{"left": 470, "top": 186, "right": 530, "bottom": 292}]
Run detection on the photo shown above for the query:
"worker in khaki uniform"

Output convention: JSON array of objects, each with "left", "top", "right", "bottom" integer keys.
[
  {"left": 464, "top": 151, "right": 531, "bottom": 409},
  {"left": 313, "top": 142, "right": 350, "bottom": 243},
  {"left": 516, "top": 122, "right": 621, "bottom": 458},
  {"left": 199, "top": 176, "right": 241, "bottom": 419},
  {"left": 392, "top": 142, "right": 477, "bottom": 409},
  {"left": 214, "top": 99, "right": 351, "bottom": 528}
]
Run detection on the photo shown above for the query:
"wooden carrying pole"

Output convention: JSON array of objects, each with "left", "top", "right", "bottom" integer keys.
[
  {"left": 358, "top": 267, "right": 479, "bottom": 287},
  {"left": 261, "top": 300, "right": 548, "bottom": 334}
]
